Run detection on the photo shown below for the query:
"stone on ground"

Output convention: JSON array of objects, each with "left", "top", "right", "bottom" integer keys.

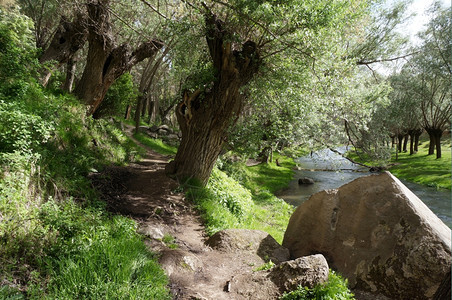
[
  {"left": 206, "top": 229, "right": 290, "bottom": 264},
  {"left": 268, "top": 254, "right": 329, "bottom": 292}
]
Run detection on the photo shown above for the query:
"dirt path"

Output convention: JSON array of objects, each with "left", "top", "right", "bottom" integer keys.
[{"left": 91, "top": 132, "right": 279, "bottom": 300}]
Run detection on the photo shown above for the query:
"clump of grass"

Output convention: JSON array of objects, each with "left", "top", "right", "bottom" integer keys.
[{"left": 280, "top": 270, "right": 355, "bottom": 300}]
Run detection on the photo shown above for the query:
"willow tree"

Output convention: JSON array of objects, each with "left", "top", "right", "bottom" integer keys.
[
  {"left": 165, "top": 0, "right": 366, "bottom": 185},
  {"left": 411, "top": 2, "right": 451, "bottom": 159}
]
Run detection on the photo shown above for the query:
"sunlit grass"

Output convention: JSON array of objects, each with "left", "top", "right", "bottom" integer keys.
[
  {"left": 133, "top": 132, "right": 177, "bottom": 156},
  {"left": 389, "top": 140, "right": 451, "bottom": 190}
]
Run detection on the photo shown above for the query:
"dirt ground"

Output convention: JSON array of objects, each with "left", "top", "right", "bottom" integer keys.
[{"left": 90, "top": 134, "right": 280, "bottom": 300}]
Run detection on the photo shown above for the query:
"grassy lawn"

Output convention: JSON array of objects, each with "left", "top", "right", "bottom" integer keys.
[{"left": 388, "top": 139, "right": 451, "bottom": 190}]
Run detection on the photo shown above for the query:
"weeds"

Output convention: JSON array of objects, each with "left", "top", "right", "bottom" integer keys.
[{"left": 280, "top": 271, "right": 355, "bottom": 300}]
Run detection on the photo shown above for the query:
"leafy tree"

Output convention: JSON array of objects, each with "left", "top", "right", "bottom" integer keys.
[
  {"left": 165, "top": 0, "right": 369, "bottom": 185},
  {"left": 409, "top": 1, "right": 450, "bottom": 159}
]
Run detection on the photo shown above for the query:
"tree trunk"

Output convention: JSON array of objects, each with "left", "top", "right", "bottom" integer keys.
[
  {"left": 408, "top": 130, "right": 415, "bottom": 155},
  {"left": 397, "top": 134, "right": 403, "bottom": 153},
  {"left": 402, "top": 134, "right": 409, "bottom": 152},
  {"left": 39, "top": 14, "right": 88, "bottom": 86},
  {"left": 134, "top": 94, "right": 145, "bottom": 134},
  {"left": 73, "top": 0, "right": 163, "bottom": 116},
  {"left": 124, "top": 104, "right": 132, "bottom": 120},
  {"left": 165, "top": 11, "right": 260, "bottom": 185},
  {"left": 62, "top": 58, "right": 76, "bottom": 92},
  {"left": 434, "top": 129, "right": 443, "bottom": 159},
  {"left": 414, "top": 129, "right": 422, "bottom": 152},
  {"left": 425, "top": 127, "right": 436, "bottom": 155}
]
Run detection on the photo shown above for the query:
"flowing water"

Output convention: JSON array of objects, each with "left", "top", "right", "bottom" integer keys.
[{"left": 277, "top": 148, "right": 452, "bottom": 228}]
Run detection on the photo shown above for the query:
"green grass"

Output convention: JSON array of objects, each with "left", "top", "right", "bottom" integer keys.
[
  {"left": 388, "top": 140, "right": 451, "bottom": 190},
  {"left": 42, "top": 202, "right": 171, "bottom": 300},
  {"left": 0, "top": 95, "right": 171, "bottom": 299},
  {"left": 133, "top": 132, "right": 177, "bottom": 156},
  {"left": 280, "top": 270, "right": 354, "bottom": 300}
]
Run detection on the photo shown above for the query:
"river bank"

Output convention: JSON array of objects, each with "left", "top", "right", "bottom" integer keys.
[{"left": 277, "top": 148, "right": 451, "bottom": 228}]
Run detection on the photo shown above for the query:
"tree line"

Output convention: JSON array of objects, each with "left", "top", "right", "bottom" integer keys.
[{"left": 7, "top": 0, "right": 451, "bottom": 185}]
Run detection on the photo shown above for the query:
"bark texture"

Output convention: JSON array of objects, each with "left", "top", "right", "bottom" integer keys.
[
  {"left": 73, "top": 0, "right": 163, "bottom": 115},
  {"left": 165, "top": 11, "right": 260, "bottom": 185},
  {"left": 39, "top": 14, "right": 88, "bottom": 86}
]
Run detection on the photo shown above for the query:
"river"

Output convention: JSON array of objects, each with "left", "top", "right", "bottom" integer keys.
[{"left": 276, "top": 148, "right": 452, "bottom": 228}]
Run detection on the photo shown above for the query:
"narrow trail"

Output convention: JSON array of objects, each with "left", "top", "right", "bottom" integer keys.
[{"left": 91, "top": 129, "right": 279, "bottom": 300}]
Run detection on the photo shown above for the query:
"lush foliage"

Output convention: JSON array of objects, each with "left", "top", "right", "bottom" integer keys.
[
  {"left": 94, "top": 73, "right": 138, "bottom": 119},
  {"left": 0, "top": 6, "right": 170, "bottom": 298},
  {"left": 280, "top": 271, "right": 355, "bottom": 300}
]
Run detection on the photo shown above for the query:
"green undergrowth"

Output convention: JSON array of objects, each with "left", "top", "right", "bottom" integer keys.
[
  {"left": 0, "top": 13, "right": 170, "bottom": 296},
  {"left": 187, "top": 158, "right": 293, "bottom": 243},
  {"left": 0, "top": 90, "right": 171, "bottom": 298}
]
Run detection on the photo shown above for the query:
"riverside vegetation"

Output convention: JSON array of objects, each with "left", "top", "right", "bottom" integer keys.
[{"left": 0, "top": 4, "right": 352, "bottom": 299}]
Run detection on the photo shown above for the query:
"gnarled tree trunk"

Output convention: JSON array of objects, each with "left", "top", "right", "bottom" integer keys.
[
  {"left": 73, "top": 0, "right": 163, "bottom": 116},
  {"left": 165, "top": 11, "right": 260, "bottom": 185},
  {"left": 39, "top": 14, "right": 88, "bottom": 86}
]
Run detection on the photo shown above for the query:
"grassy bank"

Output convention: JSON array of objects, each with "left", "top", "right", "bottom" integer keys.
[
  {"left": 347, "top": 138, "right": 451, "bottom": 190},
  {"left": 0, "top": 92, "right": 171, "bottom": 299},
  {"left": 388, "top": 140, "right": 451, "bottom": 190}
]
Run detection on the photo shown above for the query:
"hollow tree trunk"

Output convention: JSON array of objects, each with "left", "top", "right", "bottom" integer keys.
[
  {"left": 165, "top": 11, "right": 260, "bottom": 185},
  {"left": 73, "top": 0, "right": 163, "bottom": 116},
  {"left": 39, "top": 14, "right": 88, "bottom": 86}
]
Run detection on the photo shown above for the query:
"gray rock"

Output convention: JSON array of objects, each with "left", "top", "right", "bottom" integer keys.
[
  {"left": 283, "top": 172, "right": 451, "bottom": 300},
  {"left": 298, "top": 177, "right": 314, "bottom": 184},
  {"left": 206, "top": 229, "right": 290, "bottom": 264},
  {"left": 158, "top": 249, "right": 202, "bottom": 276},
  {"left": 269, "top": 254, "right": 329, "bottom": 292},
  {"left": 137, "top": 225, "right": 164, "bottom": 240}
]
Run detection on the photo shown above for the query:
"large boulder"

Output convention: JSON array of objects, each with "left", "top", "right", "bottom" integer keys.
[
  {"left": 268, "top": 254, "right": 329, "bottom": 292},
  {"left": 282, "top": 172, "right": 451, "bottom": 300},
  {"left": 206, "top": 229, "right": 290, "bottom": 264}
]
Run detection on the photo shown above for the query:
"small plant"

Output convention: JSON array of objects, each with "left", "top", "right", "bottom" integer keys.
[
  {"left": 253, "top": 260, "right": 275, "bottom": 271},
  {"left": 162, "top": 234, "right": 178, "bottom": 249},
  {"left": 280, "top": 270, "right": 355, "bottom": 300}
]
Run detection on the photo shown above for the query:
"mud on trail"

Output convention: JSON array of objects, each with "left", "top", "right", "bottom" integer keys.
[{"left": 90, "top": 135, "right": 280, "bottom": 300}]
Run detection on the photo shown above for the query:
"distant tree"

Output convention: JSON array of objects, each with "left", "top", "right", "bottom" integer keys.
[{"left": 411, "top": 2, "right": 451, "bottom": 158}]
